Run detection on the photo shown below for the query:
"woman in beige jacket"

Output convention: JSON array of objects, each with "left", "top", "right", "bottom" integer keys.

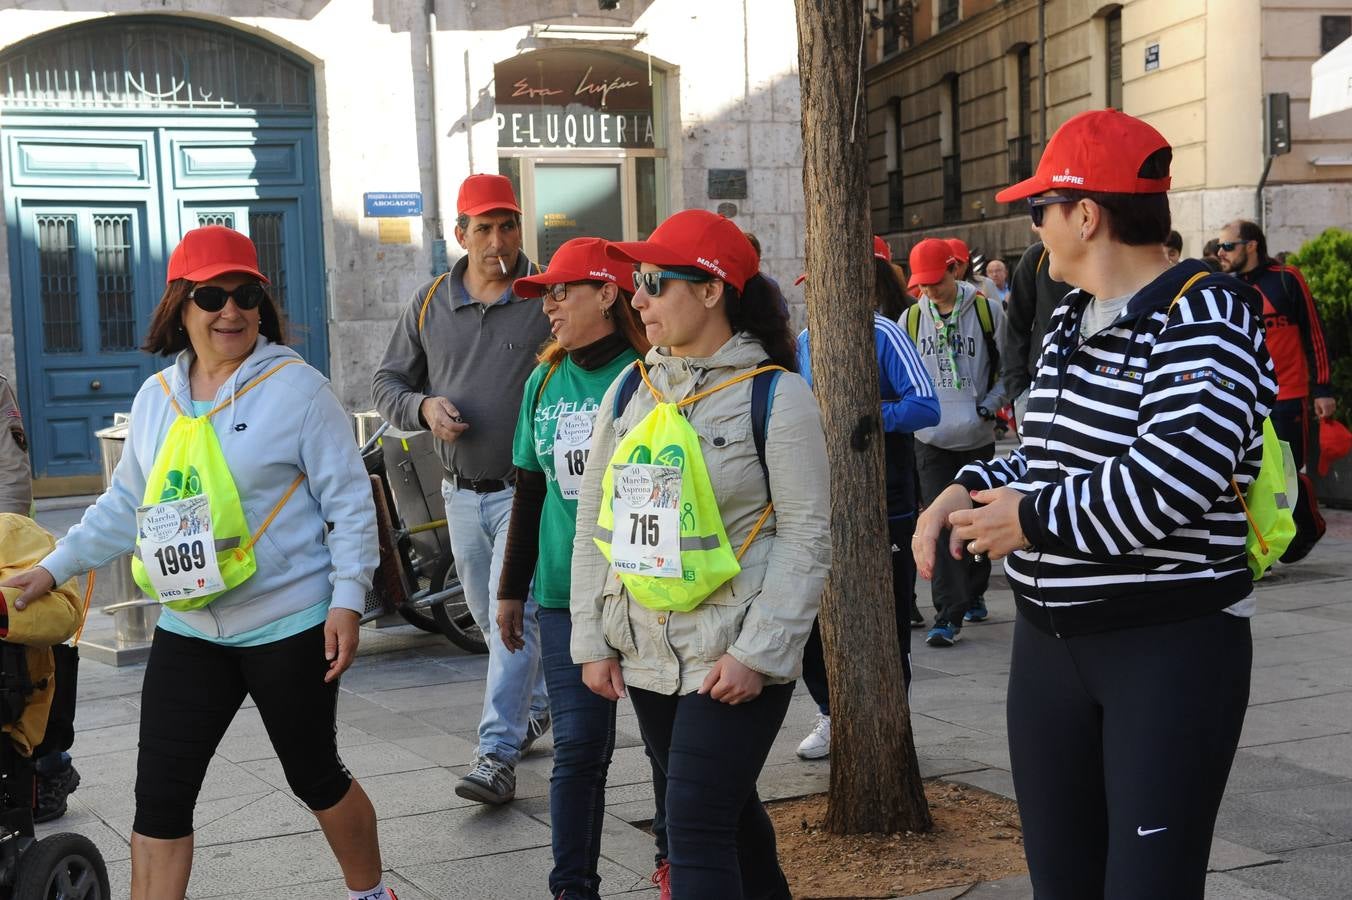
[{"left": 570, "top": 209, "right": 831, "bottom": 899}]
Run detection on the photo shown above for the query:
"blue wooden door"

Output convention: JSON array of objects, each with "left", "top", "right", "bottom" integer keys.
[{"left": 13, "top": 202, "right": 157, "bottom": 477}]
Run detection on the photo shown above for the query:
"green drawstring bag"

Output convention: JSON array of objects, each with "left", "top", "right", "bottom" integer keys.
[
  {"left": 595, "top": 362, "right": 778, "bottom": 612},
  {"left": 1237, "top": 417, "right": 1298, "bottom": 580},
  {"left": 131, "top": 364, "right": 306, "bottom": 611}
]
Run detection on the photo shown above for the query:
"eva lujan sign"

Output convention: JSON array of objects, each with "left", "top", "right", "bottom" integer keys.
[{"left": 494, "top": 50, "right": 658, "bottom": 149}]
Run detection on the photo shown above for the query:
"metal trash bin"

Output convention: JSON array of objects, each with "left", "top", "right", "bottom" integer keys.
[{"left": 93, "top": 421, "right": 159, "bottom": 651}]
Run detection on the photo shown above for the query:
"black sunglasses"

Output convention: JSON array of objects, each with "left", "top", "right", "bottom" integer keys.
[
  {"left": 1216, "top": 240, "right": 1250, "bottom": 252},
  {"left": 1027, "top": 195, "right": 1076, "bottom": 227},
  {"left": 632, "top": 270, "right": 710, "bottom": 297},
  {"left": 189, "top": 283, "right": 267, "bottom": 313}
]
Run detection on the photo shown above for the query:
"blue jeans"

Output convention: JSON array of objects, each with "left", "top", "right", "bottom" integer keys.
[
  {"left": 630, "top": 683, "right": 794, "bottom": 900},
  {"left": 442, "top": 482, "right": 548, "bottom": 764},
  {"left": 538, "top": 609, "right": 629, "bottom": 898}
]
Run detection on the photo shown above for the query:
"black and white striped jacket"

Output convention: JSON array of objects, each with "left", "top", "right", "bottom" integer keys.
[{"left": 955, "top": 261, "right": 1278, "bottom": 636}]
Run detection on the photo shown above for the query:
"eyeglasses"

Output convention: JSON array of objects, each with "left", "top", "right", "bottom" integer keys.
[
  {"left": 544, "top": 283, "right": 574, "bottom": 303},
  {"left": 1216, "top": 240, "right": 1250, "bottom": 252},
  {"left": 1027, "top": 195, "right": 1076, "bottom": 227},
  {"left": 632, "top": 270, "right": 710, "bottom": 297},
  {"left": 189, "top": 283, "right": 267, "bottom": 312}
]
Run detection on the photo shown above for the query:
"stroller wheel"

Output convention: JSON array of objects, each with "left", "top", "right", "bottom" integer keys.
[{"left": 13, "top": 832, "right": 109, "bottom": 900}]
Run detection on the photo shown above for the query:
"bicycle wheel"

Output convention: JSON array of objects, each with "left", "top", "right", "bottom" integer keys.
[
  {"left": 393, "top": 543, "right": 453, "bottom": 636},
  {"left": 428, "top": 562, "right": 488, "bottom": 655}
]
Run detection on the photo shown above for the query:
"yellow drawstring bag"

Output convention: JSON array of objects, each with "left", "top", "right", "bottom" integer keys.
[
  {"left": 131, "top": 362, "right": 306, "bottom": 611},
  {"left": 595, "top": 362, "right": 780, "bottom": 612}
]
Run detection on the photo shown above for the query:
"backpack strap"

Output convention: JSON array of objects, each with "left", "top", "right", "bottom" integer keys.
[
  {"left": 613, "top": 362, "right": 644, "bottom": 420},
  {"left": 156, "top": 360, "right": 304, "bottom": 419},
  {"left": 749, "top": 365, "right": 780, "bottom": 489},
  {"left": 973, "top": 293, "right": 999, "bottom": 392},
  {"left": 974, "top": 292, "right": 994, "bottom": 336},
  {"left": 904, "top": 304, "right": 922, "bottom": 343},
  {"left": 417, "top": 273, "right": 453, "bottom": 333}
]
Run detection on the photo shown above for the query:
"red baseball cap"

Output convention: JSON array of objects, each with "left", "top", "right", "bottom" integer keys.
[
  {"left": 607, "top": 209, "right": 758, "bottom": 291},
  {"left": 795, "top": 235, "right": 892, "bottom": 285},
  {"left": 946, "top": 237, "right": 970, "bottom": 264},
  {"left": 907, "top": 238, "right": 956, "bottom": 289},
  {"left": 167, "top": 226, "right": 269, "bottom": 285},
  {"left": 997, "top": 109, "right": 1172, "bottom": 203},
  {"left": 513, "top": 238, "right": 623, "bottom": 299},
  {"left": 457, "top": 174, "right": 522, "bottom": 217}
]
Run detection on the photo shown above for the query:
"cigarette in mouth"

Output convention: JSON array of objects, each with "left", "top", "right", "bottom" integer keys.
[{"left": 497, "top": 257, "right": 508, "bottom": 274}]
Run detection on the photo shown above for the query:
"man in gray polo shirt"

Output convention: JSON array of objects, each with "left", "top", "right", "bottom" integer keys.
[{"left": 373, "top": 174, "right": 552, "bottom": 804}]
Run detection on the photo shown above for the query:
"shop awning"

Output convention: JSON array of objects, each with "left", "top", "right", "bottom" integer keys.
[{"left": 1311, "top": 35, "right": 1352, "bottom": 119}]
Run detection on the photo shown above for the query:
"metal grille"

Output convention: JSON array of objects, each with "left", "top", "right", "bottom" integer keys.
[
  {"left": 249, "top": 212, "right": 287, "bottom": 309},
  {"left": 0, "top": 18, "right": 313, "bottom": 112},
  {"left": 195, "top": 212, "right": 235, "bottom": 228},
  {"left": 1008, "top": 136, "right": 1032, "bottom": 185},
  {"left": 94, "top": 215, "right": 136, "bottom": 351},
  {"left": 37, "top": 215, "right": 81, "bottom": 353},
  {"left": 942, "top": 155, "right": 962, "bottom": 224}
]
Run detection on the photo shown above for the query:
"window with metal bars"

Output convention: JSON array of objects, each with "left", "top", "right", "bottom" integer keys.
[
  {"left": 37, "top": 216, "right": 80, "bottom": 353},
  {"left": 95, "top": 215, "right": 136, "bottom": 351},
  {"left": 1106, "top": 10, "right": 1123, "bottom": 110},
  {"left": 249, "top": 213, "right": 287, "bottom": 310},
  {"left": 938, "top": 0, "right": 960, "bottom": 31}
]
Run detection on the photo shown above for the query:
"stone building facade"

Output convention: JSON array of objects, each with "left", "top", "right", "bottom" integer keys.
[
  {"left": 866, "top": 0, "right": 1352, "bottom": 265},
  {"left": 0, "top": 1, "right": 805, "bottom": 487}
]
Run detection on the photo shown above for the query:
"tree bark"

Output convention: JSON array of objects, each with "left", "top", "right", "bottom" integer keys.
[{"left": 794, "top": 0, "right": 932, "bottom": 834}]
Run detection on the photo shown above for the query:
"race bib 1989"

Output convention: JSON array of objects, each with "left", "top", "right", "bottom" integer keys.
[
  {"left": 553, "top": 410, "right": 596, "bottom": 501},
  {"left": 136, "top": 494, "right": 227, "bottom": 604},
  {"left": 609, "top": 463, "right": 682, "bottom": 578}
]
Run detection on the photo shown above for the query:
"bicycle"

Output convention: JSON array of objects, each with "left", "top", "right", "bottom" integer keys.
[{"left": 359, "top": 421, "right": 487, "bottom": 654}]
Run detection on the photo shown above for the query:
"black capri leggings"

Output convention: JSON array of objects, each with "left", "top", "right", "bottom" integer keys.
[
  {"left": 1007, "top": 610, "right": 1251, "bottom": 900},
  {"left": 134, "top": 624, "right": 352, "bottom": 839}
]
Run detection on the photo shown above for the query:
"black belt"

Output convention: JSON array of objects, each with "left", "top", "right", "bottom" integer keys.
[{"left": 445, "top": 472, "right": 511, "bottom": 494}]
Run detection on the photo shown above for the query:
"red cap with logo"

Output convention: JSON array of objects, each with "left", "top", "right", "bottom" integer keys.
[
  {"left": 607, "top": 209, "right": 758, "bottom": 291},
  {"left": 946, "top": 237, "right": 970, "bottom": 264},
  {"left": 907, "top": 238, "right": 956, "bottom": 289},
  {"left": 513, "top": 237, "right": 622, "bottom": 299},
  {"left": 167, "top": 226, "right": 269, "bottom": 285},
  {"left": 873, "top": 235, "right": 892, "bottom": 262},
  {"left": 457, "top": 174, "right": 522, "bottom": 217},
  {"left": 997, "top": 109, "right": 1172, "bottom": 203}
]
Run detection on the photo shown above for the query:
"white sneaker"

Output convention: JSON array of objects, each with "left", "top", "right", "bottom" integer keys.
[{"left": 796, "top": 713, "right": 831, "bottom": 759}]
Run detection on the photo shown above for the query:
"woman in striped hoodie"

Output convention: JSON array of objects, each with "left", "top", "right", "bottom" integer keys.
[{"left": 914, "top": 110, "right": 1277, "bottom": 899}]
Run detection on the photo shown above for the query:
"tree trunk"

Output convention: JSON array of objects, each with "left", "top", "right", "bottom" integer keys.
[{"left": 794, "top": 0, "right": 932, "bottom": 834}]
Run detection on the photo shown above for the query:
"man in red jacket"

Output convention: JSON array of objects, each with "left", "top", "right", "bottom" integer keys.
[{"left": 1217, "top": 219, "right": 1336, "bottom": 562}]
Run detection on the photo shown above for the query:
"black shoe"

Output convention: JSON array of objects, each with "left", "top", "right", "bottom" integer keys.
[
  {"left": 33, "top": 764, "right": 80, "bottom": 824},
  {"left": 910, "top": 601, "right": 926, "bottom": 629}
]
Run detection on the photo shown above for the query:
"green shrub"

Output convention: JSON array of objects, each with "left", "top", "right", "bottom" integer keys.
[{"left": 1288, "top": 228, "right": 1352, "bottom": 428}]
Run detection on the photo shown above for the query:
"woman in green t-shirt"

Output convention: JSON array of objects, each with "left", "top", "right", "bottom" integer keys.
[{"left": 498, "top": 237, "right": 662, "bottom": 900}]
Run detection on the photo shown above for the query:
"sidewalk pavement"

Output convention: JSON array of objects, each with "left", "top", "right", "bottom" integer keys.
[{"left": 31, "top": 502, "right": 1352, "bottom": 899}]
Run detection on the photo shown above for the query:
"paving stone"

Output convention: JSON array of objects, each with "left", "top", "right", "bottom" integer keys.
[
  {"left": 397, "top": 844, "right": 648, "bottom": 898},
  {"left": 960, "top": 873, "right": 1034, "bottom": 897},
  {"left": 202, "top": 875, "right": 437, "bottom": 900},
  {"left": 948, "top": 767, "right": 1018, "bottom": 802},
  {"left": 193, "top": 790, "right": 319, "bottom": 847},
  {"left": 375, "top": 805, "right": 553, "bottom": 869},
  {"left": 1208, "top": 836, "right": 1281, "bottom": 873},
  {"left": 187, "top": 829, "right": 355, "bottom": 896},
  {"left": 1215, "top": 794, "right": 1343, "bottom": 854},
  {"left": 1202, "top": 872, "right": 1291, "bottom": 899},
  {"left": 1223, "top": 840, "right": 1352, "bottom": 899},
  {"left": 894, "top": 886, "right": 972, "bottom": 899},
  {"left": 1225, "top": 750, "right": 1346, "bottom": 795},
  {"left": 390, "top": 732, "right": 483, "bottom": 767},
  {"left": 35, "top": 802, "right": 131, "bottom": 863},
  {"left": 1238, "top": 781, "right": 1352, "bottom": 841},
  {"left": 1239, "top": 691, "right": 1352, "bottom": 748}
]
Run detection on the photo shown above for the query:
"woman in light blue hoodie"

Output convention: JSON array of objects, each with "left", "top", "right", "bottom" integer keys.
[{"left": 1, "top": 227, "right": 393, "bottom": 900}]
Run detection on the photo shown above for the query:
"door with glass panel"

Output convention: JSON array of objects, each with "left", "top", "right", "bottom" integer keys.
[{"left": 14, "top": 204, "right": 155, "bottom": 477}]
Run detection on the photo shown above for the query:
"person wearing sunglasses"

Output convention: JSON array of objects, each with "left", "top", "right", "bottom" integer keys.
[
  {"left": 1, "top": 226, "right": 394, "bottom": 900},
  {"left": 494, "top": 238, "right": 669, "bottom": 899},
  {"left": 569, "top": 210, "right": 830, "bottom": 899},
  {"left": 913, "top": 110, "right": 1277, "bottom": 899}
]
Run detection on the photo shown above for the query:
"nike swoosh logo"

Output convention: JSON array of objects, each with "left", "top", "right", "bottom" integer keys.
[{"left": 1137, "top": 826, "right": 1168, "bottom": 837}]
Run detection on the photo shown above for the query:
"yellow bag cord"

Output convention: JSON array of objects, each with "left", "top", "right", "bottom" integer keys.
[
  {"left": 72, "top": 569, "right": 95, "bottom": 646},
  {"left": 630, "top": 360, "right": 786, "bottom": 560},
  {"left": 154, "top": 360, "right": 310, "bottom": 556},
  {"left": 1166, "top": 272, "right": 1267, "bottom": 553}
]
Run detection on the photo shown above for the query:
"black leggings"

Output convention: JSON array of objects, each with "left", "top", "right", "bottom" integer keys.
[
  {"left": 1007, "top": 611, "right": 1251, "bottom": 899},
  {"left": 630, "top": 682, "right": 794, "bottom": 900},
  {"left": 134, "top": 624, "right": 353, "bottom": 839}
]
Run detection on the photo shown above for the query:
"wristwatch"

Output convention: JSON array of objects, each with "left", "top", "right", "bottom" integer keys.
[{"left": 977, "top": 406, "right": 993, "bottom": 420}]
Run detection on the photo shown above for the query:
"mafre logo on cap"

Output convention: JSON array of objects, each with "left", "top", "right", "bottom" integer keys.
[
  {"left": 1051, "top": 167, "right": 1085, "bottom": 186},
  {"left": 696, "top": 256, "right": 728, "bottom": 279},
  {"left": 589, "top": 269, "right": 615, "bottom": 282}
]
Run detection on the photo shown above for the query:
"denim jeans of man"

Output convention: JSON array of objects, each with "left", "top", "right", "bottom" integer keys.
[
  {"left": 442, "top": 482, "right": 548, "bottom": 763},
  {"left": 630, "top": 682, "right": 795, "bottom": 900},
  {"left": 539, "top": 609, "right": 668, "bottom": 899}
]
